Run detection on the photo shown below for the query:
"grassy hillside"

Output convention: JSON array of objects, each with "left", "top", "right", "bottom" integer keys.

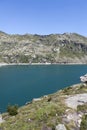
[{"left": 1, "top": 83, "right": 87, "bottom": 130}]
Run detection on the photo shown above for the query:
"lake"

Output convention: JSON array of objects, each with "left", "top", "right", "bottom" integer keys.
[{"left": 0, "top": 64, "right": 87, "bottom": 112}]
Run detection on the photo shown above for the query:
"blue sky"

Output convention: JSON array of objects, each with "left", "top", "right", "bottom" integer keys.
[{"left": 0, "top": 0, "right": 87, "bottom": 36}]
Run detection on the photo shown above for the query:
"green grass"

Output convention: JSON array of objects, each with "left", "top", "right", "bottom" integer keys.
[
  {"left": 1, "top": 92, "right": 67, "bottom": 130},
  {"left": 80, "top": 115, "right": 87, "bottom": 130},
  {"left": 1, "top": 83, "right": 87, "bottom": 130}
]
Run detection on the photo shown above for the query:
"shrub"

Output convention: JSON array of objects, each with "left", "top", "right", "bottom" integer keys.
[
  {"left": 80, "top": 115, "right": 87, "bottom": 130},
  {"left": 47, "top": 97, "right": 52, "bottom": 102},
  {"left": 7, "top": 104, "right": 18, "bottom": 116}
]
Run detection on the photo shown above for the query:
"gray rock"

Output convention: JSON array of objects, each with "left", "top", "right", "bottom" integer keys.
[
  {"left": 41, "top": 125, "right": 52, "bottom": 130},
  {"left": 65, "top": 93, "right": 87, "bottom": 109},
  {"left": 56, "top": 124, "right": 66, "bottom": 130}
]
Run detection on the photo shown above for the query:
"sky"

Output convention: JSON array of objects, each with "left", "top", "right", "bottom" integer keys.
[{"left": 0, "top": 0, "right": 87, "bottom": 36}]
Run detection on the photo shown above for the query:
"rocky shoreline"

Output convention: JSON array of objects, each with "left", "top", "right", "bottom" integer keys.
[{"left": 0, "top": 62, "right": 86, "bottom": 67}]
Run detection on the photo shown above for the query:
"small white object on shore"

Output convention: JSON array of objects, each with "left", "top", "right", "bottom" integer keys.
[
  {"left": 0, "top": 114, "right": 4, "bottom": 123},
  {"left": 33, "top": 98, "right": 42, "bottom": 102}
]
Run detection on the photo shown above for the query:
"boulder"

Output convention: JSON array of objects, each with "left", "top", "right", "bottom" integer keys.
[{"left": 56, "top": 124, "right": 66, "bottom": 130}]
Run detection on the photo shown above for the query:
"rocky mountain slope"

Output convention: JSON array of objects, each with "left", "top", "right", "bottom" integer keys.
[
  {"left": 0, "top": 31, "right": 87, "bottom": 64},
  {"left": 1, "top": 83, "right": 87, "bottom": 130}
]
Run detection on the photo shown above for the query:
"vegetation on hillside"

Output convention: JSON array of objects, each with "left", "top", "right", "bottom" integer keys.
[
  {"left": 7, "top": 104, "right": 18, "bottom": 116},
  {"left": 1, "top": 83, "right": 87, "bottom": 130}
]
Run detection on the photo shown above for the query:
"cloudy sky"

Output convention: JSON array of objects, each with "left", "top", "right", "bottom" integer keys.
[{"left": 0, "top": 0, "right": 87, "bottom": 36}]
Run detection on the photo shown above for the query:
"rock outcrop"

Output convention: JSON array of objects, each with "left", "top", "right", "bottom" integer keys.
[
  {"left": 80, "top": 74, "right": 87, "bottom": 83},
  {"left": 56, "top": 124, "right": 66, "bottom": 130}
]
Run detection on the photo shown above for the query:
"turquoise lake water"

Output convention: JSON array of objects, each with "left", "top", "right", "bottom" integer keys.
[{"left": 0, "top": 64, "right": 87, "bottom": 112}]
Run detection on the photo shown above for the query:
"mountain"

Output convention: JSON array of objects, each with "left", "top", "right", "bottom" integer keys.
[
  {"left": 1, "top": 83, "right": 87, "bottom": 130},
  {"left": 0, "top": 32, "right": 87, "bottom": 64}
]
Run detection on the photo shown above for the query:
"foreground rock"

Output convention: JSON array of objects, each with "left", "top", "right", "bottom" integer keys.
[
  {"left": 65, "top": 93, "right": 87, "bottom": 109},
  {"left": 56, "top": 124, "right": 66, "bottom": 130}
]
